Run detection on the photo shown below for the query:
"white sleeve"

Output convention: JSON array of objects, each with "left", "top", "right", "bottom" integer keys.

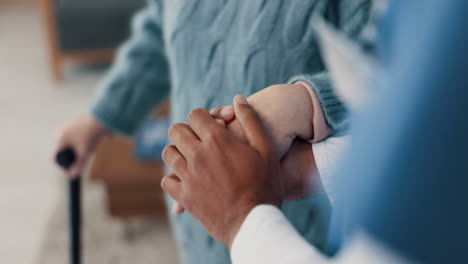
[
  {"left": 230, "top": 205, "right": 413, "bottom": 264},
  {"left": 230, "top": 205, "right": 330, "bottom": 264},
  {"left": 312, "top": 135, "right": 351, "bottom": 202}
]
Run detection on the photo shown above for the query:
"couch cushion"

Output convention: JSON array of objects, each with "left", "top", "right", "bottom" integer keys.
[{"left": 55, "top": 0, "right": 146, "bottom": 52}]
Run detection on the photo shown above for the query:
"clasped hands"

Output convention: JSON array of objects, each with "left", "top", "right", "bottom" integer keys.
[{"left": 162, "top": 85, "right": 324, "bottom": 249}]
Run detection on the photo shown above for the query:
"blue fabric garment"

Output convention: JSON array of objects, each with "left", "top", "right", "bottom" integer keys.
[
  {"left": 91, "top": 0, "right": 370, "bottom": 136},
  {"left": 134, "top": 117, "right": 168, "bottom": 161},
  {"left": 328, "top": 0, "right": 468, "bottom": 263},
  {"left": 89, "top": 1, "right": 371, "bottom": 263}
]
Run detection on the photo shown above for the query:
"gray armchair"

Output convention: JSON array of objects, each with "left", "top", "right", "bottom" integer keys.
[{"left": 40, "top": 0, "right": 146, "bottom": 80}]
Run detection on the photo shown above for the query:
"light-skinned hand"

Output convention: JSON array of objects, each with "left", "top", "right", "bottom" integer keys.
[{"left": 55, "top": 115, "right": 108, "bottom": 177}]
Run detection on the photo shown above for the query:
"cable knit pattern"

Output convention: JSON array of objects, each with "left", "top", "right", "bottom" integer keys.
[{"left": 91, "top": 1, "right": 371, "bottom": 263}]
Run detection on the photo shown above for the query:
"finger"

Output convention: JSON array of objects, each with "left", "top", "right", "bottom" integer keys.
[
  {"left": 68, "top": 147, "right": 89, "bottom": 177},
  {"left": 209, "top": 106, "right": 223, "bottom": 117},
  {"left": 232, "top": 95, "right": 273, "bottom": 156},
  {"left": 210, "top": 105, "right": 235, "bottom": 122},
  {"left": 172, "top": 202, "right": 185, "bottom": 215},
  {"left": 168, "top": 123, "right": 200, "bottom": 158},
  {"left": 162, "top": 145, "right": 188, "bottom": 178},
  {"left": 54, "top": 133, "right": 77, "bottom": 176},
  {"left": 187, "top": 108, "right": 224, "bottom": 142},
  {"left": 57, "top": 145, "right": 84, "bottom": 178},
  {"left": 68, "top": 159, "right": 85, "bottom": 178},
  {"left": 215, "top": 118, "right": 226, "bottom": 127},
  {"left": 161, "top": 173, "right": 183, "bottom": 203}
]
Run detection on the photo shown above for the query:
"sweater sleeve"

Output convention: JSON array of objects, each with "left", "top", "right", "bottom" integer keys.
[
  {"left": 288, "top": 0, "right": 372, "bottom": 133},
  {"left": 91, "top": 0, "right": 170, "bottom": 136}
]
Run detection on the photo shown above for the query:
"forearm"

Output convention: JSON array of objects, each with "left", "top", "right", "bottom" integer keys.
[
  {"left": 280, "top": 135, "right": 351, "bottom": 202},
  {"left": 296, "top": 81, "right": 333, "bottom": 143},
  {"left": 281, "top": 140, "right": 324, "bottom": 200},
  {"left": 245, "top": 84, "right": 316, "bottom": 157},
  {"left": 289, "top": 73, "right": 348, "bottom": 137},
  {"left": 91, "top": 2, "right": 170, "bottom": 135}
]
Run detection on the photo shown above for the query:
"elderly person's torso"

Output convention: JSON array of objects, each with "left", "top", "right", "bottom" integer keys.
[{"left": 162, "top": 0, "right": 332, "bottom": 123}]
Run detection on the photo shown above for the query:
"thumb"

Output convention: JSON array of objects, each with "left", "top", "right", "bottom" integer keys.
[
  {"left": 233, "top": 95, "right": 273, "bottom": 156},
  {"left": 210, "top": 105, "right": 235, "bottom": 122}
]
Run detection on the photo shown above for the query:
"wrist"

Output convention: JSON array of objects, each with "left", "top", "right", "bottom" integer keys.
[
  {"left": 287, "top": 83, "right": 315, "bottom": 140},
  {"left": 225, "top": 203, "right": 256, "bottom": 250},
  {"left": 294, "top": 81, "right": 332, "bottom": 142},
  {"left": 246, "top": 83, "right": 315, "bottom": 156},
  {"left": 87, "top": 115, "right": 109, "bottom": 136},
  {"left": 84, "top": 116, "right": 110, "bottom": 148}
]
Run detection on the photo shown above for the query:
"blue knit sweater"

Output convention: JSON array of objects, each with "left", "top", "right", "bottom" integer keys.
[{"left": 91, "top": 1, "right": 370, "bottom": 263}]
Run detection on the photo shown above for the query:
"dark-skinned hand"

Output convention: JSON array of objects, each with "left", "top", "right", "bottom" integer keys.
[
  {"left": 161, "top": 95, "right": 283, "bottom": 249},
  {"left": 170, "top": 104, "right": 324, "bottom": 215}
]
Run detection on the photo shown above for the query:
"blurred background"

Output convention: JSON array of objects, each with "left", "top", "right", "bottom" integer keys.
[{"left": 0, "top": 0, "right": 178, "bottom": 263}]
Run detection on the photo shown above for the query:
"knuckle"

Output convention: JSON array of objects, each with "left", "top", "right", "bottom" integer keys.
[
  {"left": 162, "top": 146, "right": 186, "bottom": 171},
  {"left": 161, "top": 177, "right": 174, "bottom": 195},
  {"left": 187, "top": 109, "right": 198, "bottom": 120},
  {"left": 167, "top": 125, "right": 176, "bottom": 137},
  {"left": 160, "top": 177, "right": 167, "bottom": 191},
  {"left": 188, "top": 108, "right": 207, "bottom": 121},
  {"left": 161, "top": 146, "right": 171, "bottom": 163},
  {"left": 168, "top": 123, "right": 184, "bottom": 139},
  {"left": 204, "top": 131, "right": 223, "bottom": 148}
]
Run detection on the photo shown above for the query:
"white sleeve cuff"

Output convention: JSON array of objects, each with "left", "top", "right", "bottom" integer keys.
[
  {"left": 312, "top": 135, "right": 351, "bottom": 203},
  {"left": 231, "top": 205, "right": 328, "bottom": 264}
]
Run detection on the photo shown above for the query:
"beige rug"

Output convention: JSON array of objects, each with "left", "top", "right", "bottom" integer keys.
[{"left": 36, "top": 178, "right": 180, "bottom": 264}]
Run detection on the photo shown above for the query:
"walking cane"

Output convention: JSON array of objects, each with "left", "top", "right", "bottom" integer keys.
[{"left": 56, "top": 148, "right": 81, "bottom": 264}]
